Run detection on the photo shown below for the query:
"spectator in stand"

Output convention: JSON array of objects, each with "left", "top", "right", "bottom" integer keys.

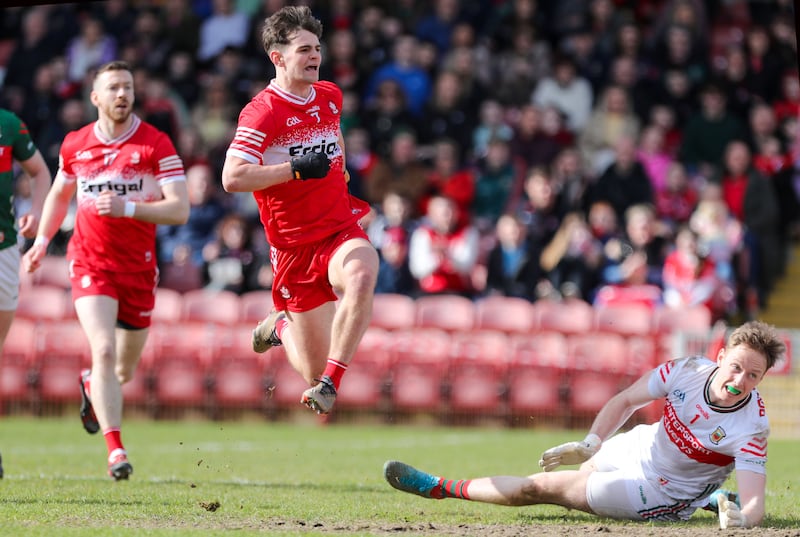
[
  {"left": 17, "top": 62, "right": 61, "bottom": 149},
  {"left": 413, "top": 0, "right": 462, "bottom": 57},
  {"left": 551, "top": 146, "right": 591, "bottom": 215},
  {"left": 65, "top": 16, "right": 117, "bottom": 85},
  {"left": 531, "top": 55, "right": 593, "bottom": 134},
  {"left": 508, "top": 105, "right": 563, "bottom": 171},
  {"left": 365, "top": 130, "right": 429, "bottom": 214},
  {"left": 772, "top": 70, "right": 800, "bottom": 124},
  {"left": 364, "top": 34, "right": 432, "bottom": 118},
  {"left": 488, "top": 23, "right": 550, "bottom": 108},
  {"left": 717, "top": 44, "right": 755, "bottom": 123},
  {"left": 472, "top": 138, "right": 524, "bottom": 232},
  {"left": 189, "top": 74, "right": 238, "bottom": 163},
  {"left": 409, "top": 195, "right": 479, "bottom": 298},
  {"left": 742, "top": 25, "right": 784, "bottom": 104},
  {"left": 343, "top": 127, "right": 378, "bottom": 201},
  {"left": 158, "top": 163, "right": 228, "bottom": 268},
  {"left": 483, "top": 213, "right": 544, "bottom": 302},
  {"left": 3, "top": 7, "right": 64, "bottom": 94},
  {"left": 421, "top": 138, "right": 475, "bottom": 225},
  {"left": 637, "top": 124, "right": 674, "bottom": 196},
  {"left": 652, "top": 68, "right": 697, "bottom": 131},
  {"left": 540, "top": 212, "right": 604, "bottom": 301},
  {"left": 138, "top": 73, "right": 185, "bottom": 145},
  {"left": 361, "top": 79, "right": 419, "bottom": 159},
  {"left": 374, "top": 225, "right": 416, "bottom": 296},
  {"left": 579, "top": 84, "right": 641, "bottom": 176},
  {"left": 689, "top": 195, "right": 743, "bottom": 303},
  {"left": 368, "top": 191, "right": 417, "bottom": 295},
  {"left": 596, "top": 203, "right": 670, "bottom": 308},
  {"left": 662, "top": 225, "right": 734, "bottom": 321},
  {"left": 201, "top": 213, "right": 261, "bottom": 294},
  {"left": 679, "top": 81, "right": 747, "bottom": 181},
  {"left": 159, "top": 0, "right": 201, "bottom": 56},
  {"left": 472, "top": 99, "right": 514, "bottom": 160},
  {"left": 649, "top": 21, "right": 708, "bottom": 88},
  {"left": 319, "top": 29, "right": 362, "bottom": 95},
  {"left": 710, "top": 140, "right": 781, "bottom": 309},
  {"left": 746, "top": 103, "right": 785, "bottom": 165},
  {"left": 196, "top": 0, "right": 251, "bottom": 66},
  {"left": 647, "top": 104, "right": 683, "bottom": 158},
  {"left": 604, "top": 54, "right": 652, "bottom": 124},
  {"left": 417, "top": 70, "right": 476, "bottom": 156},
  {"left": 655, "top": 162, "right": 699, "bottom": 234},
  {"left": 585, "top": 135, "right": 654, "bottom": 223},
  {"left": 587, "top": 200, "right": 621, "bottom": 246},
  {"left": 514, "top": 166, "right": 565, "bottom": 252}
]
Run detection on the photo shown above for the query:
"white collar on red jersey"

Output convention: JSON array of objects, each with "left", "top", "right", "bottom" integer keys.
[
  {"left": 93, "top": 114, "right": 141, "bottom": 146},
  {"left": 268, "top": 80, "right": 317, "bottom": 106}
]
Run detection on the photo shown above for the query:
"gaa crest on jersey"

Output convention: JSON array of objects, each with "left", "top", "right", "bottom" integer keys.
[
  {"left": 709, "top": 426, "right": 726, "bottom": 445},
  {"left": 131, "top": 151, "right": 140, "bottom": 164},
  {"left": 328, "top": 101, "right": 339, "bottom": 115}
]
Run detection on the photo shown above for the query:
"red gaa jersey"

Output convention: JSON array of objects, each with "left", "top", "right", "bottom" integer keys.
[
  {"left": 59, "top": 115, "right": 186, "bottom": 272},
  {"left": 227, "top": 80, "right": 369, "bottom": 249}
]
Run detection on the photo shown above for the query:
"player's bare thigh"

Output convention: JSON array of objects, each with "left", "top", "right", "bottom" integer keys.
[
  {"left": 327, "top": 237, "right": 378, "bottom": 293},
  {"left": 74, "top": 295, "right": 119, "bottom": 358}
]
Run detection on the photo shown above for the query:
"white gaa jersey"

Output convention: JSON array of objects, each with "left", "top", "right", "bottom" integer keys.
[{"left": 642, "top": 356, "right": 769, "bottom": 502}]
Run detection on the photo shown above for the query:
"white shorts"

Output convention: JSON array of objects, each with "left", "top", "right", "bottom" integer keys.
[
  {"left": 586, "top": 425, "right": 696, "bottom": 521},
  {"left": 0, "top": 246, "right": 20, "bottom": 311}
]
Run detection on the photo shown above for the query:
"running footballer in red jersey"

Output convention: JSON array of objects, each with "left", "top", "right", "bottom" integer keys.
[
  {"left": 222, "top": 5, "right": 378, "bottom": 415},
  {"left": 23, "top": 61, "right": 190, "bottom": 480}
]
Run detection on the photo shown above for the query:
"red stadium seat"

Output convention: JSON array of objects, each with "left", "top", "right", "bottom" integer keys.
[
  {"left": 593, "top": 303, "right": 654, "bottom": 337},
  {"left": 16, "top": 285, "right": 71, "bottom": 322},
  {"left": 568, "top": 369, "right": 626, "bottom": 417},
  {"left": 532, "top": 298, "right": 594, "bottom": 335},
  {"left": 447, "top": 330, "right": 511, "bottom": 416},
  {"left": 652, "top": 305, "right": 712, "bottom": 335},
  {"left": 474, "top": 296, "right": 536, "bottom": 334},
  {"left": 152, "top": 287, "right": 184, "bottom": 325},
  {"left": 239, "top": 290, "right": 274, "bottom": 324},
  {"left": 370, "top": 293, "right": 416, "bottom": 330},
  {"left": 506, "top": 365, "right": 566, "bottom": 423},
  {"left": 32, "top": 255, "right": 71, "bottom": 290},
  {"left": 1, "top": 318, "right": 37, "bottom": 403},
  {"left": 387, "top": 328, "right": 451, "bottom": 414},
  {"left": 208, "top": 353, "right": 268, "bottom": 411},
  {"left": 181, "top": 289, "right": 241, "bottom": 325},
  {"left": 509, "top": 332, "right": 570, "bottom": 369},
  {"left": 415, "top": 294, "right": 475, "bottom": 332},
  {"left": 567, "top": 332, "right": 630, "bottom": 375}
]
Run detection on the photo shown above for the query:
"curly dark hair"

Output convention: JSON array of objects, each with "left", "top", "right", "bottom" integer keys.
[{"left": 260, "top": 5, "right": 323, "bottom": 54}]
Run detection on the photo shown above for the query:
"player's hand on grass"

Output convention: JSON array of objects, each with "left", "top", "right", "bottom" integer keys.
[
  {"left": 291, "top": 151, "right": 330, "bottom": 180},
  {"left": 718, "top": 495, "right": 748, "bottom": 528},
  {"left": 538, "top": 434, "right": 601, "bottom": 472}
]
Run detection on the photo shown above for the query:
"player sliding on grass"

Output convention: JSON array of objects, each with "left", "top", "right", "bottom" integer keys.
[
  {"left": 222, "top": 6, "right": 377, "bottom": 414},
  {"left": 385, "top": 320, "right": 784, "bottom": 528}
]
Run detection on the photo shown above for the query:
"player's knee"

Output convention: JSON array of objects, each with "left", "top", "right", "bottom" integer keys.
[{"left": 515, "top": 479, "right": 546, "bottom": 506}]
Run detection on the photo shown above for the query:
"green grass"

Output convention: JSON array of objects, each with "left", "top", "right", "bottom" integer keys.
[{"left": 0, "top": 415, "right": 798, "bottom": 536}]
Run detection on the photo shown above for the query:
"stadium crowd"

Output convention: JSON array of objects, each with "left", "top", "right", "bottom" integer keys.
[{"left": 2, "top": 0, "right": 799, "bottom": 323}]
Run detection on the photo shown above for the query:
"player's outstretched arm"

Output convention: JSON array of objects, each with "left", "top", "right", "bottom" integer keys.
[
  {"left": 16, "top": 149, "right": 51, "bottom": 238},
  {"left": 540, "top": 372, "right": 656, "bottom": 471},
  {"left": 719, "top": 470, "right": 765, "bottom": 528},
  {"left": 23, "top": 175, "right": 76, "bottom": 273}
]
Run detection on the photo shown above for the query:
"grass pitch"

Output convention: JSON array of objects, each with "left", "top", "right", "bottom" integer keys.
[{"left": 0, "top": 415, "right": 798, "bottom": 536}]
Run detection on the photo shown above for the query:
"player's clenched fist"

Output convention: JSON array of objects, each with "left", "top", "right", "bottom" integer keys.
[
  {"left": 291, "top": 151, "right": 330, "bottom": 180},
  {"left": 718, "top": 495, "right": 748, "bottom": 528},
  {"left": 538, "top": 434, "right": 601, "bottom": 472}
]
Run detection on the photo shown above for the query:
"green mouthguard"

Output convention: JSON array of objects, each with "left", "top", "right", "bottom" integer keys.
[{"left": 726, "top": 385, "right": 742, "bottom": 395}]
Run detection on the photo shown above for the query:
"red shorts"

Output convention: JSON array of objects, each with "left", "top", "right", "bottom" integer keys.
[
  {"left": 270, "top": 224, "right": 369, "bottom": 313},
  {"left": 69, "top": 259, "right": 158, "bottom": 329}
]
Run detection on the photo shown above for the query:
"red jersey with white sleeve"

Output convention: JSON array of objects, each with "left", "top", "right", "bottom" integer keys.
[
  {"left": 226, "top": 80, "right": 369, "bottom": 249},
  {"left": 644, "top": 356, "right": 768, "bottom": 502},
  {"left": 59, "top": 115, "right": 186, "bottom": 272}
]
